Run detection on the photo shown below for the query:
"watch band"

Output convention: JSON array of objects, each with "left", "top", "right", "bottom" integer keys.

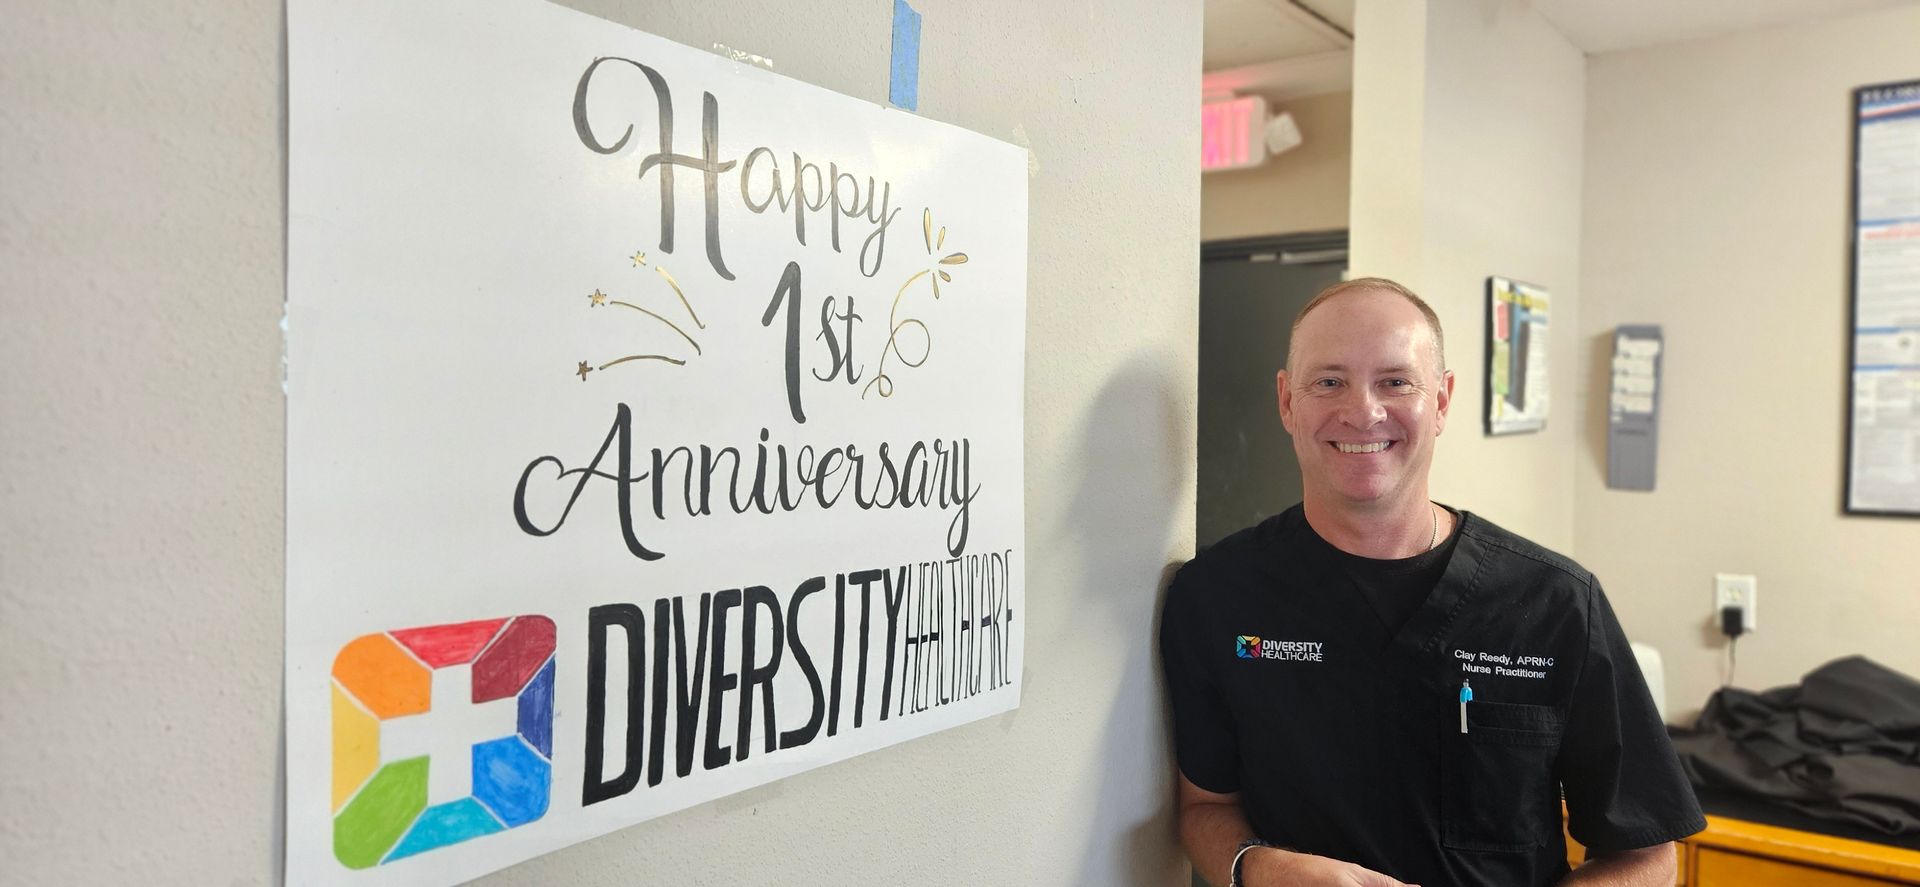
[{"left": 1229, "top": 838, "right": 1272, "bottom": 887}]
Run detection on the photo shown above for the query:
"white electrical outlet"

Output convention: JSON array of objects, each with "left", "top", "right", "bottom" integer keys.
[{"left": 1714, "top": 573, "right": 1758, "bottom": 631}]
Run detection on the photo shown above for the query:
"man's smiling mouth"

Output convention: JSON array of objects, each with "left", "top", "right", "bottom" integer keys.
[{"left": 1332, "top": 441, "right": 1395, "bottom": 454}]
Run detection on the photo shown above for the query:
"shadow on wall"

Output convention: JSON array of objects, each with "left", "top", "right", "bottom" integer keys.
[
  {"left": 1062, "top": 354, "right": 1193, "bottom": 886},
  {"left": 1584, "top": 330, "right": 1615, "bottom": 480}
]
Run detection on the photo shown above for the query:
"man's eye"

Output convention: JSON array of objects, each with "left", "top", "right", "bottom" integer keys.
[
  {"left": 1384, "top": 378, "right": 1410, "bottom": 388},
  {"left": 1315, "top": 378, "right": 1341, "bottom": 388}
]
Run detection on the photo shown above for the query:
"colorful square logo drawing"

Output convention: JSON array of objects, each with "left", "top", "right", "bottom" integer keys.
[
  {"left": 330, "top": 616, "right": 556, "bottom": 869},
  {"left": 1235, "top": 635, "right": 1261, "bottom": 659}
]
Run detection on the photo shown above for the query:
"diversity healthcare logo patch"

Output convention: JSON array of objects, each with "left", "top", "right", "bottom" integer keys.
[
  {"left": 330, "top": 616, "right": 556, "bottom": 869},
  {"left": 1235, "top": 635, "right": 1261, "bottom": 659}
]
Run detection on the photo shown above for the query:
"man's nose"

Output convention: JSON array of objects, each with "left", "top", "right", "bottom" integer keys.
[{"left": 1339, "top": 388, "right": 1387, "bottom": 427}]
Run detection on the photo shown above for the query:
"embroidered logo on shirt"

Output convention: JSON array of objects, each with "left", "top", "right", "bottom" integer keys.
[{"left": 1234, "top": 635, "right": 1324, "bottom": 662}]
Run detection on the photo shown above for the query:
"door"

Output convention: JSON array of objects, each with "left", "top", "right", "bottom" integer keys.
[{"left": 1196, "top": 232, "right": 1347, "bottom": 550}]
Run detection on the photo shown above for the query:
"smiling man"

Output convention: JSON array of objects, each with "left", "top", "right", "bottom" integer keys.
[{"left": 1161, "top": 278, "right": 1703, "bottom": 886}]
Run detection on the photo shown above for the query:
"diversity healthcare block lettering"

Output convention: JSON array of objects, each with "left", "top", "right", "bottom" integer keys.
[{"left": 330, "top": 616, "right": 556, "bottom": 868}]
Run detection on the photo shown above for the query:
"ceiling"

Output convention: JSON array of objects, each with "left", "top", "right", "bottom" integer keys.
[
  {"left": 1203, "top": 0, "right": 1354, "bottom": 72},
  {"left": 1532, "top": 0, "right": 1916, "bottom": 54},
  {"left": 1204, "top": 0, "right": 1916, "bottom": 73}
]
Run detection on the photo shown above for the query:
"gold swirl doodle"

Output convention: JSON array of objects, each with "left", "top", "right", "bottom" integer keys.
[{"left": 864, "top": 209, "right": 969, "bottom": 400}]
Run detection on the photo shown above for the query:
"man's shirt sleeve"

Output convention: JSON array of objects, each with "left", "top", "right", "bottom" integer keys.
[
  {"left": 1160, "top": 563, "right": 1241, "bottom": 794},
  {"left": 1557, "top": 578, "right": 1708, "bottom": 854}
]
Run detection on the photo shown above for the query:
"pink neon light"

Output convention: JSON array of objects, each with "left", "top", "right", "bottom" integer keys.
[{"left": 1201, "top": 97, "right": 1262, "bottom": 170}]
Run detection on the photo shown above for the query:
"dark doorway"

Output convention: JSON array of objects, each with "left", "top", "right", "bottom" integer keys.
[{"left": 1196, "top": 231, "right": 1347, "bottom": 550}]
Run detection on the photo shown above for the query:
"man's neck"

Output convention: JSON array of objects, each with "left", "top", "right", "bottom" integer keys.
[{"left": 1302, "top": 494, "right": 1439, "bottom": 560}]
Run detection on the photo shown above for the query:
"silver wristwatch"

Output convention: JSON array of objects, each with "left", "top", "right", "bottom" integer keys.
[{"left": 1229, "top": 837, "right": 1273, "bottom": 887}]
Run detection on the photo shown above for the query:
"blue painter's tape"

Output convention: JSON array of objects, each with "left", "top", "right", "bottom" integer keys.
[
  {"left": 889, "top": 0, "right": 921, "bottom": 111},
  {"left": 384, "top": 798, "right": 504, "bottom": 862}
]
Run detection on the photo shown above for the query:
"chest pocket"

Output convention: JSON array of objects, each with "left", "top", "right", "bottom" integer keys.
[{"left": 1441, "top": 701, "right": 1564, "bottom": 853}]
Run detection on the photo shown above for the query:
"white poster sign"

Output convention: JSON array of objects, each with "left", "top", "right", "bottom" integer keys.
[{"left": 286, "top": 0, "right": 1028, "bottom": 883}]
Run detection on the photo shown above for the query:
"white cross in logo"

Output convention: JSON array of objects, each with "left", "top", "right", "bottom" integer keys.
[{"left": 382, "top": 664, "right": 521, "bottom": 805}]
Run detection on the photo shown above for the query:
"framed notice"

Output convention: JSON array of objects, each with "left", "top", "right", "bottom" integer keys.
[
  {"left": 1846, "top": 79, "right": 1920, "bottom": 516},
  {"left": 285, "top": 0, "right": 1030, "bottom": 883},
  {"left": 1484, "top": 276, "right": 1550, "bottom": 436}
]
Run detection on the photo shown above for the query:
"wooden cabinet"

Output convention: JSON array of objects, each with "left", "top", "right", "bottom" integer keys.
[
  {"left": 1695, "top": 847, "right": 1905, "bottom": 886},
  {"left": 1566, "top": 811, "right": 1920, "bottom": 885}
]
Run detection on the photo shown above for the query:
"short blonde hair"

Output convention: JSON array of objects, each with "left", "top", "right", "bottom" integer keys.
[{"left": 1287, "top": 277, "right": 1446, "bottom": 372}]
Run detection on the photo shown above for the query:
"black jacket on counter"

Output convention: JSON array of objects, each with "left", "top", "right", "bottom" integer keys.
[{"left": 1672, "top": 656, "right": 1920, "bottom": 843}]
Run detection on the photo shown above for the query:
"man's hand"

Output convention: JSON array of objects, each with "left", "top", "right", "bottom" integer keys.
[
  {"left": 1243, "top": 846, "right": 1419, "bottom": 887},
  {"left": 1176, "top": 775, "right": 1419, "bottom": 887}
]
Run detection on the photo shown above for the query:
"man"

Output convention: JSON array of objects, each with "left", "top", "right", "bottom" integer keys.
[{"left": 1161, "top": 279, "right": 1703, "bottom": 886}]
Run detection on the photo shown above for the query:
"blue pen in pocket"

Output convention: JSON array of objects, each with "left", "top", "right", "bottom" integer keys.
[{"left": 1458, "top": 679, "right": 1473, "bottom": 734}]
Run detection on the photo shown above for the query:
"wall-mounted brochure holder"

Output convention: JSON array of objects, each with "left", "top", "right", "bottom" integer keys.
[{"left": 1608, "top": 325, "right": 1662, "bottom": 491}]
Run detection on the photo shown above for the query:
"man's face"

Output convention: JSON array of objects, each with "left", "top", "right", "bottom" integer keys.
[{"left": 1277, "top": 289, "right": 1454, "bottom": 511}]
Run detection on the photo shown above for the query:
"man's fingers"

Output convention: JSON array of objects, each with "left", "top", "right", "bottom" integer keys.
[{"left": 1354, "top": 871, "right": 1412, "bottom": 887}]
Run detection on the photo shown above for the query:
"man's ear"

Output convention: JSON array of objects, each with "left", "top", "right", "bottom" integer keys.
[
  {"left": 1276, "top": 369, "right": 1295, "bottom": 434},
  {"left": 1434, "top": 369, "right": 1455, "bottom": 436}
]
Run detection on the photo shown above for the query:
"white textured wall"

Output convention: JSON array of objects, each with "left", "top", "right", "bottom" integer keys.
[
  {"left": 0, "top": 0, "right": 1202, "bottom": 884},
  {"left": 1576, "top": 4, "right": 1920, "bottom": 721},
  {"left": 1347, "top": 0, "right": 1427, "bottom": 286},
  {"left": 0, "top": 0, "right": 288, "bottom": 882},
  {"left": 1349, "top": 0, "right": 1588, "bottom": 551},
  {"left": 1200, "top": 91, "right": 1352, "bottom": 241}
]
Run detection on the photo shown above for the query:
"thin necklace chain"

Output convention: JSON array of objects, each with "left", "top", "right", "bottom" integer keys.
[{"left": 1427, "top": 502, "right": 1439, "bottom": 551}]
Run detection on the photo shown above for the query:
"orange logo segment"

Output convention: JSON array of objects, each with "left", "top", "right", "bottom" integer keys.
[{"left": 332, "top": 633, "right": 431, "bottom": 719}]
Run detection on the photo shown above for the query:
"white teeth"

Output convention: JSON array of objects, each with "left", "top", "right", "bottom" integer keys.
[{"left": 1335, "top": 441, "right": 1391, "bottom": 454}]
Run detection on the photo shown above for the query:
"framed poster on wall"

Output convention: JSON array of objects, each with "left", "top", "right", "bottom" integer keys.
[
  {"left": 1845, "top": 78, "right": 1920, "bottom": 516},
  {"left": 1484, "top": 276, "right": 1550, "bottom": 436}
]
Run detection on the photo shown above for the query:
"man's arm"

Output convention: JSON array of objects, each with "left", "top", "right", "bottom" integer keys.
[
  {"left": 1176, "top": 775, "right": 1413, "bottom": 887},
  {"left": 1177, "top": 774, "right": 1260, "bottom": 887},
  {"left": 1559, "top": 843, "right": 1676, "bottom": 886},
  {"left": 1554, "top": 580, "right": 1704, "bottom": 877}
]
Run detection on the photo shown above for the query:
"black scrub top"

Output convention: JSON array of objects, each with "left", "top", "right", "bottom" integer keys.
[{"left": 1161, "top": 505, "right": 1704, "bottom": 887}]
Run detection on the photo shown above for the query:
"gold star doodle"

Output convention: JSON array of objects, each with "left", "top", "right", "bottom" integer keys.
[{"left": 571, "top": 252, "right": 704, "bottom": 381}]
